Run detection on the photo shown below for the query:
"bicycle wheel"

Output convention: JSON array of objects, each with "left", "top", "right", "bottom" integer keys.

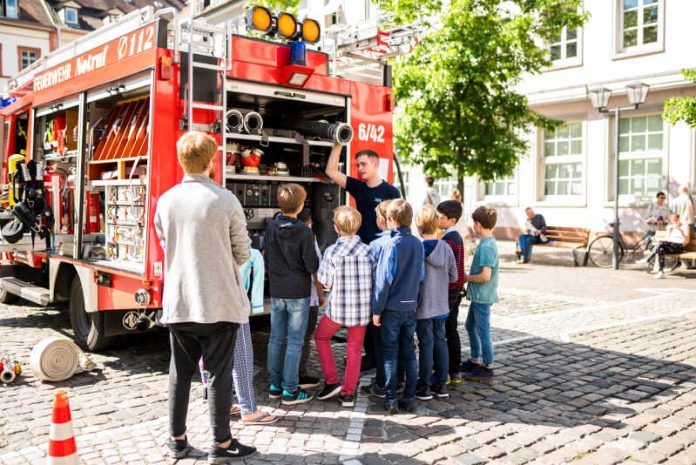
[
  {"left": 663, "top": 255, "right": 680, "bottom": 272},
  {"left": 588, "top": 235, "right": 624, "bottom": 269}
]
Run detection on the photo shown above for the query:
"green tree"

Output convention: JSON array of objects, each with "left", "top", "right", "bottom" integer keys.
[
  {"left": 664, "top": 70, "right": 696, "bottom": 127},
  {"left": 375, "top": 0, "right": 586, "bottom": 185}
]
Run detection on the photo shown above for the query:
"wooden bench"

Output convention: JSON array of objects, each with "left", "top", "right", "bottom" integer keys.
[{"left": 533, "top": 226, "right": 592, "bottom": 266}]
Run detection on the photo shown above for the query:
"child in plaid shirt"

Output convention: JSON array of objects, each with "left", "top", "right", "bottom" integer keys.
[{"left": 315, "top": 206, "right": 374, "bottom": 407}]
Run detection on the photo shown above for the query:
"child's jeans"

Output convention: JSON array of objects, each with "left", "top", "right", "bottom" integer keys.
[
  {"left": 299, "top": 305, "right": 320, "bottom": 378},
  {"left": 445, "top": 290, "right": 464, "bottom": 375},
  {"left": 416, "top": 317, "right": 448, "bottom": 389},
  {"left": 465, "top": 302, "right": 493, "bottom": 366},
  {"left": 314, "top": 315, "right": 366, "bottom": 396},
  {"left": 380, "top": 310, "right": 417, "bottom": 405},
  {"left": 267, "top": 297, "right": 310, "bottom": 393}
]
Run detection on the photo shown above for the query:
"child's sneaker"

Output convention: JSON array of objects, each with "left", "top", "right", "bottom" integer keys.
[
  {"left": 360, "top": 383, "right": 386, "bottom": 399},
  {"left": 385, "top": 402, "right": 399, "bottom": 415},
  {"left": 167, "top": 436, "right": 192, "bottom": 459},
  {"left": 464, "top": 365, "right": 495, "bottom": 382},
  {"left": 431, "top": 384, "right": 449, "bottom": 398},
  {"left": 446, "top": 372, "right": 462, "bottom": 385},
  {"left": 415, "top": 387, "right": 433, "bottom": 401},
  {"left": 460, "top": 359, "right": 480, "bottom": 374},
  {"left": 316, "top": 383, "right": 341, "bottom": 401},
  {"left": 339, "top": 394, "right": 355, "bottom": 408},
  {"left": 281, "top": 388, "right": 314, "bottom": 405},
  {"left": 299, "top": 375, "right": 321, "bottom": 389},
  {"left": 208, "top": 439, "right": 256, "bottom": 463},
  {"left": 268, "top": 384, "right": 282, "bottom": 399},
  {"left": 397, "top": 399, "right": 417, "bottom": 413}
]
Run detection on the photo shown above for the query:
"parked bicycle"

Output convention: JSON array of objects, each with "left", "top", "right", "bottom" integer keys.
[{"left": 586, "top": 225, "right": 678, "bottom": 271}]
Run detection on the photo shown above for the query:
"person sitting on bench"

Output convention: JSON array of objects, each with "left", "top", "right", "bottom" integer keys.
[
  {"left": 638, "top": 213, "right": 690, "bottom": 279},
  {"left": 516, "top": 207, "right": 549, "bottom": 263}
]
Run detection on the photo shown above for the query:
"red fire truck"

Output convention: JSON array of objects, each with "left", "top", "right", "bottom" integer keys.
[{"left": 0, "top": 5, "right": 415, "bottom": 350}]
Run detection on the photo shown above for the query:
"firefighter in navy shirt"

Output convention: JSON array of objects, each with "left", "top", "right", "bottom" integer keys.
[{"left": 325, "top": 144, "right": 401, "bottom": 245}]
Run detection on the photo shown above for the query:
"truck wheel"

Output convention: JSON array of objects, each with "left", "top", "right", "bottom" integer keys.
[
  {"left": 69, "top": 277, "right": 115, "bottom": 351},
  {"left": 0, "top": 285, "right": 19, "bottom": 304}
]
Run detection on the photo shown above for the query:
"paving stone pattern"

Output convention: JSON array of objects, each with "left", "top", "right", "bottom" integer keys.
[{"left": 1, "top": 267, "right": 695, "bottom": 465}]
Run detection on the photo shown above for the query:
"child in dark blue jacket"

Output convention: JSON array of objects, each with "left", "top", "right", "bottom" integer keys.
[{"left": 372, "top": 199, "right": 424, "bottom": 413}]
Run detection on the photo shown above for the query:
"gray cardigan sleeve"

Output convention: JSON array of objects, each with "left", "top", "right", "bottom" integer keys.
[{"left": 229, "top": 194, "right": 251, "bottom": 266}]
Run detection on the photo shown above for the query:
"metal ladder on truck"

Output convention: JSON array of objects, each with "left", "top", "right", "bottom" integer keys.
[{"left": 174, "top": 2, "right": 229, "bottom": 179}]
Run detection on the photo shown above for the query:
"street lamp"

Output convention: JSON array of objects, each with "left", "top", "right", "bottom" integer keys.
[{"left": 589, "top": 82, "right": 650, "bottom": 270}]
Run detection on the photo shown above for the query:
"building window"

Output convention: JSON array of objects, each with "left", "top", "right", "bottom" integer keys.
[
  {"left": 485, "top": 177, "right": 515, "bottom": 197},
  {"left": 18, "top": 47, "right": 41, "bottom": 70},
  {"left": 620, "top": 0, "right": 661, "bottom": 50},
  {"left": 435, "top": 176, "right": 459, "bottom": 199},
  {"left": 550, "top": 28, "right": 579, "bottom": 62},
  {"left": 618, "top": 114, "right": 663, "bottom": 197},
  {"left": 401, "top": 170, "right": 411, "bottom": 199},
  {"left": 64, "top": 7, "right": 79, "bottom": 25},
  {"left": 2, "top": 0, "right": 18, "bottom": 18},
  {"left": 543, "top": 122, "right": 583, "bottom": 196}
]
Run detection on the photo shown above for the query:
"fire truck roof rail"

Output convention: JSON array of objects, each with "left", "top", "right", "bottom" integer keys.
[
  {"left": 8, "top": 7, "right": 157, "bottom": 93},
  {"left": 323, "top": 16, "right": 421, "bottom": 84}
]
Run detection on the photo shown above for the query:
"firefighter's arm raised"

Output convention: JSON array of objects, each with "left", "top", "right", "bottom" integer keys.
[{"left": 325, "top": 143, "right": 347, "bottom": 189}]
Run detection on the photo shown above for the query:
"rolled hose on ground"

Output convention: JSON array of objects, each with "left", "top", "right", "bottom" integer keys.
[{"left": 30, "top": 337, "right": 95, "bottom": 382}]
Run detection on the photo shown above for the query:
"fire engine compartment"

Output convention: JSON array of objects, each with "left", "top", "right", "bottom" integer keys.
[
  {"left": 223, "top": 83, "right": 349, "bottom": 259},
  {"left": 31, "top": 76, "right": 151, "bottom": 273}
]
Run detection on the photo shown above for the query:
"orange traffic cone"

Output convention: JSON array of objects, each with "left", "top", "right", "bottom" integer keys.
[{"left": 47, "top": 390, "right": 79, "bottom": 464}]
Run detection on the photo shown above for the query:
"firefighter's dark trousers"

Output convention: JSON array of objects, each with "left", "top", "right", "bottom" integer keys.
[{"left": 168, "top": 322, "right": 238, "bottom": 445}]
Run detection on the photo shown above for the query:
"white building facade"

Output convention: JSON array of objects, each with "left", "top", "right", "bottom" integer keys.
[{"left": 460, "top": 0, "right": 696, "bottom": 239}]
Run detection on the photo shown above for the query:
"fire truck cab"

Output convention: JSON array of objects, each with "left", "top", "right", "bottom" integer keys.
[{"left": 0, "top": 5, "right": 409, "bottom": 351}]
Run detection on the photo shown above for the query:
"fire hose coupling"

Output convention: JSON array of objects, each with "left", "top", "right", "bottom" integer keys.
[
  {"left": 0, "top": 357, "right": 22, "bottom": 384},
  {"left": 285, "top": 120, "right": 354, "bottom": 146},
  {"left": 226, "top": 109, "right": 264, "bottom": 135},
  {"left": 243, "top": 111, "right": 263, "bottom": 135}
]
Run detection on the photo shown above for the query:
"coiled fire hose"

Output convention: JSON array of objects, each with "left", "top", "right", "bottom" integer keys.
[{"left": 30, "top": 337, "right": 95, "bottom": 382}]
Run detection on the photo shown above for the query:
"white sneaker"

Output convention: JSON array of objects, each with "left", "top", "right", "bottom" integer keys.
[
  {"left": 654, "top": 271, "right": 665, "bottom": 279},
  {"left": 636, "top": 257, "right": 649, "bottom": 265}
]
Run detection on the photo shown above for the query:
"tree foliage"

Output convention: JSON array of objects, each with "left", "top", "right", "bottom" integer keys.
[
  {"left": 375, "top": 0, "right": 587, "bottom": 181},
  {"left": 245, "top": 0, "right": 300, "bottom": 15},
  {"left": 664, "top": 70, "right": 696, "bottom": 127}
]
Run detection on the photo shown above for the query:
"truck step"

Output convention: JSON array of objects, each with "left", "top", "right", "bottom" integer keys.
[{"left": 0, "top": 277, "right": 51, "bottom": 306}]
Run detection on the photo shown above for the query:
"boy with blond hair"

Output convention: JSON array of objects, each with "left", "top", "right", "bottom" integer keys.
[
  {"left": 415, "top": 205, "right": 457, "bottom": 400},
  {"left": 155, "top": 132, "right": 256, "bottom": 461},
  {"left": 265, "top": 183, "right": 319, "bottom": 405},
  {"left": 462, "top": 206, "right": 499, "bottom": 382},
  {"left": 315, "top": 206, "right": 374, "bottom": 407},
  {"left": 372, "top": 199, "right": 424, "bottom": 413}
]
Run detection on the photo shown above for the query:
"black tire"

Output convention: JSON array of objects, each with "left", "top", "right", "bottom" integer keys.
[
  {"left": 0, "top": 284, "right": 19, "bottom": 304},
  {"left": 69, "top": 276, "right": 115, "bottom": 351},
  {"left": 588, "top": 235, "right": 624, "bottom": 269},
  {"left": 1, "top": 219, "right": 25, "bottom": 244}
]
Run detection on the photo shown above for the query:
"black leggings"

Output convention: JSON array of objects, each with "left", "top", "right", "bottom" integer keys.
[{"left": 646, "top": 241, "right": 685, "bottom": 271}]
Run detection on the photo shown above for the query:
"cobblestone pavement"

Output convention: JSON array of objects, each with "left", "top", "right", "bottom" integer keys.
[{"left": 1, "top": 254, "right": 695, "bottom": 465}]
